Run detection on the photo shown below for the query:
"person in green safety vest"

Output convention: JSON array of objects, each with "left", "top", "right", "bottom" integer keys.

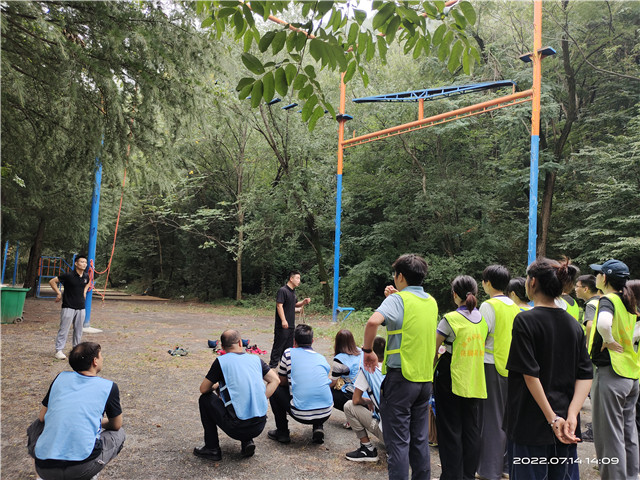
[
  {"left": 477, "top": 264, "right": 521, "bottom": 480},
  {"left": 434, "top": 275, "right": 488, "bottom": 480},
  {"left": 506, "top": 277, "right": 532, "bottom": 312},
  {"left": 362, "top": 253, "right": 438, "bottom": 480},
  {"left": 555, "top": 261, "right": 581, "bottom": 323},
  {"left": 588, "top": 259, "right": 639, "bottom": 480},
  {"left": 504, "top": 257, "right": 592, "bottom": 480},
  {"left": 574, "top": 274, "right": 600, "bottom": 343}
]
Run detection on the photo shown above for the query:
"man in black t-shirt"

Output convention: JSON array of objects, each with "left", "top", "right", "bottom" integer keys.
[
  {"left": 27, "top": 342, "right": 125, "bottom": 480},
  {"left": 49, "top": 255, "right": 91, "bottom": 360},
  {"left": 269, "top": 271, "right": 311, "bottom": 368}
]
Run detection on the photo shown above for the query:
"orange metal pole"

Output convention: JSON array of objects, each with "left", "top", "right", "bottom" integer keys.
[
  {"left": 531, "top": 0, "right": 542, "bottom": 137},
  {"left": 418, "top": 98, "right": 424, "bottom": 120},
  {"left": 343, "top": 89, "right": 533, "bottom": 148}
]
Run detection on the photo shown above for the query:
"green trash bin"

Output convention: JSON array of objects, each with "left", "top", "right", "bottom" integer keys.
[{"left": 1, "top": 286, "right": 30, "bottom": 324}]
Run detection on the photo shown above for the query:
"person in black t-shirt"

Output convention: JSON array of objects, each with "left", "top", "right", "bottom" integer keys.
[
  {"left": 269, "top": 270, "right": 311, "bottom": 368},
  {"left": 504, "top": 257, "right": 593, "bottom": 480},
  {"left": 49, "top": 255, "right": 91, "bottom": 360}
]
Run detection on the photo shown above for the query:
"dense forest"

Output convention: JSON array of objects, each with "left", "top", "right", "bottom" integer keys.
[{"left": 2, "top": 1, "right": 639, "bottom": 313}]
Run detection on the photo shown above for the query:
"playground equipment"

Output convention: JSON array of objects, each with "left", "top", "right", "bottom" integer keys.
[
  {"left": 1, "top": 240, "right": 20, "bottom": 286},
  {"left": 37, "top": 255, "right": 75, "bottom": 298}
]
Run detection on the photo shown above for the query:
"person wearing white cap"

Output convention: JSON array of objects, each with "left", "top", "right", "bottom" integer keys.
[{"left": 588, "top": 259, "right": 639, "bottom": 480}]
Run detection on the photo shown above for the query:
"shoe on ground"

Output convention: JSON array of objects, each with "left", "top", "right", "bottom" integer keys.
[
  {"left": 343, "top": 422, "right": 351, "bottom": 429},
  {"left": 54, "top": 351, "right": 66, "bottom": 360},
  {"left": 193, "top": 445, "right": 222, "bottom": 461},
  {"left": 267, "top": 429, "right": 291, "bottom": 444},
  {"left": 240, "top": 439, "right": 255, "bottom": 458},
  {"left": 312, "top": 425, "right": 324, "bottom": 444},
  {"left": 345, "top": 444, "right": 379, "bottom": 462}
]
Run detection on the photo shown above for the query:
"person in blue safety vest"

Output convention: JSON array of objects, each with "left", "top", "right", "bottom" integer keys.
[
  {"left": 194, "top": 329, "right": 279, "bottom": 461},
  {"left": 27, "top": 342, "right": 126, "bottom": 480},
  {"left": 49, "top": 254, "right": 91, "bottom": 360},
  {"left": 268, "top": 323, "right": 333, "bottom": 445},
  {"left": 343, "top": 336, "right": 386, "bottom": 463}
]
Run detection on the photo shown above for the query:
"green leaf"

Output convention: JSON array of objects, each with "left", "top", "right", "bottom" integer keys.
[
  {"left": 304, "top": 65, "right": 316, "bottom": 78},
  {"left": 308, "top": 105, "right": 325, "bottom": 130},
  {"left": 243, "top": 28, "right": 253, "bottom": 50},
  {"left": 385, "top": 15, "right": 401, "bottom": 43},
  {"left": 285, "top": 64, "right": 297, "bottom": 84},
  {"left": 422, "top": 2, "right": 438, "bottom": 19},
  {"left": 316, "top": 1, "right": 334, "bottom": 18},
  {"left": 451, "top": 9, "right": 467, "bottom": 29},
  {"left": 274, "top": 67, "right": 288, "bottom": 96},
  {"left": 366, "top": 34, "right": 376, "bottom": 62},
  {"left": 236, "top": 77, "right": 255, "bottom": 92},
  {"left": 434, "top": 1, "right": 445, "bottom": 13},
  {"left": 200, "top": 15, "right": 214, "bottom": 28},
  {"left": 242, "top": 4, "right": 254, "bottom": 29},
  {"left": 301, "top": 94, "right": 318, "bottom": 121},
  {"left": 309, "top": 39, "right": 324, "bottom": 62},
  {"left": 272, "top": 30, "right": 287, "bottom": 54},
  {"left": 233, "top": 10, "right": 244, "bottom": 36},
  {"left": 448, "top": 39, "right": 464, "bottom": 73},
  {"left": 293, "top": 73, "right": 307, "bottom": 90},
  {"left": 359, "top": 65, "right": 369, "bottom": 87},
  {"left": 404, "top": 33, "right": 418, "bottom": 55},
  {"left": 347, "top": 23, "right": 359, "bottom": 46},
  {"left": 413, "top": 36, "right": 424, "bottom": 59},
  {"left": 377, "top": 37, "right": 388, "bottom": 63},
  {"left": 331, "top": 9, "right": 343, "bottom": 31},
  {"left": 343, "top": 60, "right": 357, "bottom": 84},
  {"left": 299, "top": 84, "right": 314, "bottom": 99},
  {"left": 459, "top": 1, "right": 476, "bottom": 25},
  {"left": 250, "top": 80, "right": 263, "bottom": 107},
  {"left": 295, "top": 31, "right": 307, "bottom": 51},
  {"left": 470, "top": 45, "right": 481, "bottom": 64},
  {"left": 354, "top": 9, "right": 367, "bottom": 25},
  {"left": 286, "top": 31, "right": 296, "bottom": 52},
  {"left": 372, "top": 3, "right": 395, "bottom": 30},
  {"left": 462, "top": 48, "right": 470, "bottom": 75},
  {"left": 432, "top": 23, "right": 446, "bottom": 46},
  {"left": 399, "top": 5, "right": 420, "bottom": 25},
  {"left": 357, "top": 31, "right": 368, "bottom": 55},
  {"left": 238, "top": 81, "right": 254, "bottom": 100},
  {"left": 252, "top": 1, "right": 264, "bottom": 18},
  {"left": 258, "top": 31, "right": 276, "bottom": 53},
  {"left": 438, "top": 35, "right": 451, "bottom": 62},
  {"left": 334, "top": 44, "right": 348, "bottom": 71},
  {"left": 241, "top": 52, "right": 265, "bottom": 75},
  {"left": 262, "top": 71, "right": 275, "bottom": 102}
]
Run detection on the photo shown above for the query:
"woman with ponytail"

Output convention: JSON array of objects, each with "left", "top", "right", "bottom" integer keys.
[
  {"left": 506, "top": 277, "right": 531, "bottom": 311},
  {"left": 589, "top": 259, "right": 639, "bottom": 480},
  {"left": 434, "top": 275, "right": 488, "bottom": 480},
  {"left": 504, "top": 258, "right": 592, "bottom": 480}
]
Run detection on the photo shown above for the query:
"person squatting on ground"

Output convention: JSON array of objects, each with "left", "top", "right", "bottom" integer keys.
[
  {"left": 477, "top": 264, "right": 521, "bottom": 480},
  {"left": 49, "top": 254, "right": 91, "bottom": 360},
  {"left": 504, "top": 257, "right": 593, "bottom": 480},
  {"left": 574, "top": 274, "right": 601, "bottom": 343},
  {"left": 268, "top": 324, "right": 333, "bottom": 445},
  {"left": 363, "top": 253, "right": 438, "bottom": 480},
  {"left": 27, "top": 342, "right": 125, "bottom": 480},
  {"left": 330, "top": 329, "right": 364, "bottom": 411},
  {"left": 343, "top": 336, "right": 386, "bottom": 463},
  {"left": 269, "top": 270, "right": 311, "bottom": 369},
  {"left": 434, "top": 275, "right": 488, "bottom": 480},
  {"left": 194, "top": 329, "right": 279, "bottom": 461},
  {"left": 589, "top": 259, "right": 639, "bottom": 480}
]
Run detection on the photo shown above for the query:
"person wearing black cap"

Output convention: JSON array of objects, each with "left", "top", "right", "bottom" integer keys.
[{"left": 588, "top": 259, "right": 639, "bottom": 480}]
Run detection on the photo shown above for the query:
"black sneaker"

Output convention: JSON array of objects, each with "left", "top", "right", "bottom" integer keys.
[
  {"left": 240, "top": 439, "right": 256, "bottom": 458},
  {"left": 267, "top": 429, "right": 291, "bottom": 444},
  {"left": 193, "top": 445, "right": 222, "bottom": 461},
  {"left": 346, "top": 445, "right": 379, "bottom": 462},
  {"left": 312, "top": 425, "right": 324, "bottom": 444}
]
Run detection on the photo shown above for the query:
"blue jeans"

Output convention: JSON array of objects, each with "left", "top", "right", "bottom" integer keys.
[{"left": 507, "top": 441, "right": 579, "bottom": 480}]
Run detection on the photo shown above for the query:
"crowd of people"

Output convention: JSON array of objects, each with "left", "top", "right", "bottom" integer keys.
[{"left": 26, "top": 255, "right": 640, "bottom": 480}]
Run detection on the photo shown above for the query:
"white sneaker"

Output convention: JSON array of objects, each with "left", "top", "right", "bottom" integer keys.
[
  {"left": 54, "top": 351, "right": 66, "bottom": 360},
  {"left": 83, "top": 326, "right": 103, "bottom": 333}
]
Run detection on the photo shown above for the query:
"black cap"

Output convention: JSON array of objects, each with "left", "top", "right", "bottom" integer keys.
[{"left": 590, "top": 259, "right": 630, "bottom": 279}]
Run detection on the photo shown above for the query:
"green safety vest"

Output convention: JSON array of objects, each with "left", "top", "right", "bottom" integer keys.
[
  {"left": 445, "top": 310, "right": 488, "bottom": 399},
  {"left": 588, "top": 293, "right": 640, "bottom": 380},
  {"left": 562, "top": 295, "right": 582, "bottom": 323},
  {"left": 383, "top": 290, "right": 438, "bottom": 382},
  {"left": 485, "top": 298, "right": 521, "bottom": 377}
]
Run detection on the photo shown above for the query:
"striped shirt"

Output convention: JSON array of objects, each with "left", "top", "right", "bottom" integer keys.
[{"left": 278, "top": 347, "right": 333, "bottom": 421}]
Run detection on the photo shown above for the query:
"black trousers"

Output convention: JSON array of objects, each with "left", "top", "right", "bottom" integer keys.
[
  {"left": 269, "top": 385, "right": 330, "bottom": 432},
  {"left": 269, "top": 326, "right": 294, "bottom": 368},
  {"left": 198, "top": 392, "right": 266, "bottom": 449},
  {"left": 434, "top": 353, "right": 481, "bottom": 480},
  {"left": 332, "top": 388, "right": 353, "bottom": 412}
]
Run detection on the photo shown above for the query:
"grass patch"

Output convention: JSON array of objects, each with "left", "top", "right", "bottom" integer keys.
[{"left": 313, "top": 308, "right": 387, "bottom": 346}]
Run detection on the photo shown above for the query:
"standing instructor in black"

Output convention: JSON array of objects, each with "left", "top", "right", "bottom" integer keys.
[{"left": 269, "top": 271, "right": 311, "bottom": 369}]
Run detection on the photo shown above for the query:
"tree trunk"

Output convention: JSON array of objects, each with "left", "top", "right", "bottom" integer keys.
[
  {"left": 23, "top": 217, "right": 46, "bottom": 297},
  {"left": 236, "top": 209, "right": 244, "bottom": 301},
  {"left": 537, "top": 169, "right": 556, "bottom": 258}
]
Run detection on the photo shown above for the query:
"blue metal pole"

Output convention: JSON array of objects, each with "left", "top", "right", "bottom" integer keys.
[
  {"left": 85, "top": 139, "right": 103, "bottom": 327},
  {"left": 12, "top": 242, "right": 19, "bottom": 286},
  {"left": 1, "top": 241, "right": 8, "bottom": 284},
  {"left": 332, "top": 173, "right": 343, "bottom": 322},
  {"left": 527, "top": 136, "right": 539, "bottom": 267}
]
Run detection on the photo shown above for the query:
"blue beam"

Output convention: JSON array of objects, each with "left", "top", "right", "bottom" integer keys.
[
  {"left": 332, "top": 173, "right": 343, "bottom": 323},
  {"left": 12, "top": 242, "right": 19, "bottom": 286},
  {"left": 352, "top": 80, "right": 517, "bottom": 104},
  {"left": 1, "top": 241, "right": 8, "bottom": 284},
  {"left": 528, "top": 135, "right": 539, "bottom": 267},
  {"left": 85, "top": 137, "right": 103, "bottom": 327}
]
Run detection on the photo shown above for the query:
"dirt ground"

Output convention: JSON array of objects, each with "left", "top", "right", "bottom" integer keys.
[{"left": 1, "top": 297, "right": 600, "bottom": 480}]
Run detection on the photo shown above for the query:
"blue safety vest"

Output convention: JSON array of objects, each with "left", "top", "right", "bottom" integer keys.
[
  {"left": 290, "top": 347, "right": 332, "bottom": 410},
  {"left": 218, "top": 353, "right": 268, "bottom": 420}
]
